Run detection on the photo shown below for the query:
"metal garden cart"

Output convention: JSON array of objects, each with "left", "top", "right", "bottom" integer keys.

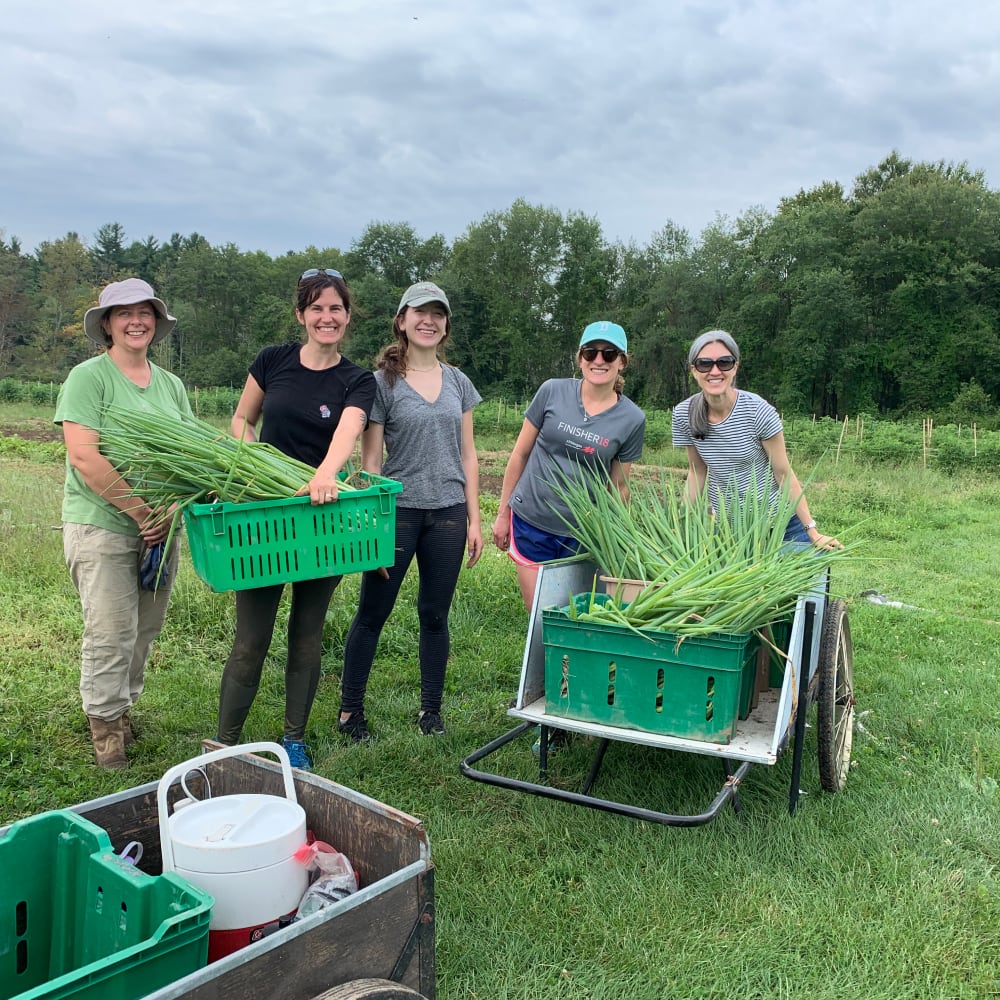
[{"left": 461, "top": 557, "right": 855, "bottom": 826}]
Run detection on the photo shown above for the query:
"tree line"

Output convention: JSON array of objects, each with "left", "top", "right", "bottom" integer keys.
[{"left": 1, "top": 151, "right": 998, "bottom": 421}]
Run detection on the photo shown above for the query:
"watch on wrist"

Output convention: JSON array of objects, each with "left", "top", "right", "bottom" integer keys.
[{"left": 804, "top": 520, "right": 817, "bottom": 531}]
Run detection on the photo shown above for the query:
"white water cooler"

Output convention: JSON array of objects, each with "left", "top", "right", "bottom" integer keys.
[{"left": 157, "top": 742, "right": 309, "bottom": 962}]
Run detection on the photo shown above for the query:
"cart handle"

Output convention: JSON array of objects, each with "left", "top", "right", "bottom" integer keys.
[{"left": 157, "top": 741, "right": 297, "bottom": 873}]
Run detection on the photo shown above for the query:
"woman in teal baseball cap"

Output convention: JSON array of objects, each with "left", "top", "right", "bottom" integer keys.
[{"left": 491, "top": 320, "right": 646, "bottom": 609}]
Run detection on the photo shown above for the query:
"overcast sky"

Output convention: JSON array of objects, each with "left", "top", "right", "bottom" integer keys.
[{"left": 3, "top": 0, "right": 997, "bottom": 258}]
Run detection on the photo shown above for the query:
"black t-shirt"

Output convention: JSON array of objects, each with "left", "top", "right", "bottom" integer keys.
[{"left": 249, "top": 343, "right": 376, "bottom": 466}]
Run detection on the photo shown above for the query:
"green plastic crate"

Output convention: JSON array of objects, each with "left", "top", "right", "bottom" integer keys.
[
  {"left": 766, "top": 617, "right": 793, "bottom": 688},
  {"left": 183, "top": 472, "right": 403, "bottom": 592},
  {"left": 1, "top": 809, "right": 212, "bottom": 1000},
  {"left": 542, "top": 594, "right": 759, "bottom": 744}
]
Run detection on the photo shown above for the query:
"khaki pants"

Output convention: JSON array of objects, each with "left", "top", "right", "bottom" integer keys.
[{"left": 63, "top": 522, "right": 179, "bottom": 720}]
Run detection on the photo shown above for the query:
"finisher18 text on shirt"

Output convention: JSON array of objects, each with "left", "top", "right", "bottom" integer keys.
[{"left": 558, "top": 422, "right": 610, "bottom": 447}]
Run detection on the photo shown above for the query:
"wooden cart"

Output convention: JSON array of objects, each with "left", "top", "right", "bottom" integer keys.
[
  {"left": 461, "top": 558, "right": 855, "bottom": 826},
  {"left": 69, "top": 743, "right": 435, "bottom": 1000}
]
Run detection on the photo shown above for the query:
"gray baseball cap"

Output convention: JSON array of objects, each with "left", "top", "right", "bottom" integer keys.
[{"left": 396, "top": 281, "right": 451, "bottom": 316}]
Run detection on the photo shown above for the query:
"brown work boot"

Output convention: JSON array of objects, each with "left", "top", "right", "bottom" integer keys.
[{"left": 88, "top": 715, "right": 129, "bottom": 769}]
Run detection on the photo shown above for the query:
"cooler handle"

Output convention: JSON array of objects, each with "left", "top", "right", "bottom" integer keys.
[{"left": 157, "top": 741, "right": 297, "bottom": 873}]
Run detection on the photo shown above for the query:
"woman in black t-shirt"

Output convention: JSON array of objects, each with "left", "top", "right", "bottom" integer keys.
[{"left": 215, "top": 269, "right": 376, "bottom": 769}]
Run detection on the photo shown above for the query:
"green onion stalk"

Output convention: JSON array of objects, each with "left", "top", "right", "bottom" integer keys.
[
  {"left": 546, "top": 464, "right": 856, "bottom": 639},
  {"left": 96, "top": 403, "right": 360, "bottom": 548}
]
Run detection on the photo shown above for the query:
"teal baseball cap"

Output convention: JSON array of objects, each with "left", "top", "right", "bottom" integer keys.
[{"left": 579, "top": 320, "right": 627, "bottom": 353}]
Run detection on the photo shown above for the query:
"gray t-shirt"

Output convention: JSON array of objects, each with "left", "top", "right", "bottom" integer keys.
[
  {"left": 371, "top": 364, "right": 481, "bottom": 510},
  {"left": 509, "top": 378, "right": 645, "bottom": 535},
  {"left": 672, "top": 389, "right": 783, "bottom": 510}
]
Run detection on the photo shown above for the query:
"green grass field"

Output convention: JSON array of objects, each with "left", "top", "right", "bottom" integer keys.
[{"left": 0, "top": 406, "right": 997, "bottom": 999}]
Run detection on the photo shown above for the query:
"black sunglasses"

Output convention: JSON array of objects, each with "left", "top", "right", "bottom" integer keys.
[
  {"left": 300, "top": 268, "right": 344, "bottom": 281},
  {"left": 692, "top": 355, "right": 737, "bottom": 373},
  {"left": 580, "top": 346, "right": 622, "bottom": 363}
]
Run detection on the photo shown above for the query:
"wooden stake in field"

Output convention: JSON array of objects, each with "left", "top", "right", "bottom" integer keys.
[
  {"left": 922, "top": 417, "right": 933, "bottom": 469},
  {"left": 836, "top": 415, "right": 849, "bottom": 465},
  {"left": 974, "top": 422, "right": 978, "bottom": 457}
]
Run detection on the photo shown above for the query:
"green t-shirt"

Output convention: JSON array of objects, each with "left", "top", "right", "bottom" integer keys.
[{"left": 54, "top": 354, "right": 194, "bottom": 535}]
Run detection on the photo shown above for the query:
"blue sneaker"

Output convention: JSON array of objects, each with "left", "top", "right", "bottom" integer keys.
[{"left": 281, "top": 737, "right": 313, "bottom": 771}]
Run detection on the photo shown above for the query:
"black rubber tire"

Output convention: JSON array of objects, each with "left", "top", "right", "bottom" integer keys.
[
  {"left": 817, "top": 598, "right": 855, "bottom": 792},
  {"left": 310, "top": 979, "right": 426, "bottom": 1000}
]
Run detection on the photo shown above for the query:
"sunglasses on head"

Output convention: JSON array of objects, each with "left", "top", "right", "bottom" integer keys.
[
  {"left": 580, "top": 346, "right": 622, "bottom": 363},
  {"left": 692, "top": 355, "right": 737, "bottom": 373},
  {"left": 300, "top": 268, "right": 344, "bottom": 281}
]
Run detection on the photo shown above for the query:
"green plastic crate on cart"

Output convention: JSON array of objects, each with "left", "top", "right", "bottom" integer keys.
[
  {"left": 183, "top": 471, "right": 403, "bottom": 592},
  {"left": 542, "top": 594, "right": 760, "bottom": 744},
  {"left": 0, "top": 809, "right": 212, "bottom": 1000}
]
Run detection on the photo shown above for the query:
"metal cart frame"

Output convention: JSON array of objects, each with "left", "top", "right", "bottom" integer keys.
[{"left": 461, "top": 558, "right": 855, "bottom": 826}]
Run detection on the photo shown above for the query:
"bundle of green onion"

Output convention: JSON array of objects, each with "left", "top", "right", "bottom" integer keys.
[
  {"left": 98, "top": 403, "right": 357, "bottom": 528},
  {"left": 547, "top": 467, "right": 853, "bottom": 637}
]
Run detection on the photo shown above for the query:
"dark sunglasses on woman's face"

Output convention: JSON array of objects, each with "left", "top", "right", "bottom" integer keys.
[
  {"left": 580, "top": 346, "right": 621, "bottom": 363},
  {"left": 692, "top": 355, "right": 737, "bottom": 373},
  {"left": 300, "top": 268, "right": 344, "bottom": 281}
]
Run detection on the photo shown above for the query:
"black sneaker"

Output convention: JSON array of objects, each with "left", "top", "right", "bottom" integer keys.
[
  {"left": 417, "top": 710, "right": 446, "bottom": 736},
  {"left": 338, "top": 711, "right": 373, "bottom": 743}
]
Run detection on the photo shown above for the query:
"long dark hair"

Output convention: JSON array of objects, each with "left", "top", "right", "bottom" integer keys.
[
  {"left": 684, "top": 329, "right": 741, "bottom": 440},
  {"left": 377, "top": 306, "right": 452, "bottom": 388}
]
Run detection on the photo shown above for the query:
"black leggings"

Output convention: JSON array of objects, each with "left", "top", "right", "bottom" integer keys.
[
  {"left": 217, "top": 575, "right": 341, "bottom": 744},
  {"left": 341, "top": 503, "right": 467, "bottom": 716}
]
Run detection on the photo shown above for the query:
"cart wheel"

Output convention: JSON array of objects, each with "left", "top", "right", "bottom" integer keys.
[
  {"left": 817, "top": 598, "right": 855, "bottom": 792},
  {"left": 309, "top": 979, "right": 426, "bottom": 1000}
]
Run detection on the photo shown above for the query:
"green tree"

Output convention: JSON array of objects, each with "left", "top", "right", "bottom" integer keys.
[
  {"left": 122, "top": 235, "right": 162, "bottom": 285},
  {"left": 29, "top": 233, "right": 94, "bottom": 377},
  {"left": 343, "top": 272, "right": 399, "bottom": 370},
  {"left": 0, "top": 238, "right": 36, "bottom": 375},
  {"left": 743, "top": 184, "right": 870, "bottom": 416},
  {"left": 449, "top": 199, "right": 565, "bottom": 397},
  {"left": 345, "top": 222, "right": 447, "bottom": 288},
  {"left": 947, "top": 378, "right": 996, "bottom": 426},
  {"left": 850, "top": 159, "right": 1000, "bottom": 412},
  {"left": 549, "top": 212, "right": 614, "bottom": 362},
  {"left": 91, "top": 222, "right": 128, "bottom": 282}
]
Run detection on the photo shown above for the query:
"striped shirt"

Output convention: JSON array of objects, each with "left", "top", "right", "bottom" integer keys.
[{"left": 672, "top": 390, "right": 783, "bottom": 510}]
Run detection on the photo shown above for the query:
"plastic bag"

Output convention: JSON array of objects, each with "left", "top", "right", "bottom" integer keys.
[
  {"left": 139, "top": 542, "right": 169, "bottom": 592},
  {"left": 294, "top": 841, "right": 359, "bottom": 919}
]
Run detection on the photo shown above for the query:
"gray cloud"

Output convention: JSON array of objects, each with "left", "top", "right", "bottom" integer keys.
[{"left": 3, "top": 0, "right": 998, "bottom": 255}]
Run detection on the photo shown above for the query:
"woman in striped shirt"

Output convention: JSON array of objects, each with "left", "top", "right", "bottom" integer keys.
[{"left": 672, "top": 330, "right": 841, "bottom": 550}]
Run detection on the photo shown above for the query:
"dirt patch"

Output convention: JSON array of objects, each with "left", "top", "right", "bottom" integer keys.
[
  {"left": 478, "top": 451, "right": 509, "bottom": 498},
  {"left": 0, "top": 420, "right": 61, "bottom": 444},
  {"left": 480, "top": 473, "right": 503, "bottom": 497}
]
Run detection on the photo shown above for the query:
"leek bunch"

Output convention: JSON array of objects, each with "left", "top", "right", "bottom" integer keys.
[
  {"left": 97, "top": 403, "right": 358, "bottom": 523},
  {"left": 547, "top": 467, "right": 853, "bottom": 637}
]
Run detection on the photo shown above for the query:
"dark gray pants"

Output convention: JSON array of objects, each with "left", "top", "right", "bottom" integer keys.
[{"left": 217, "top": 575, "right": 341, "bottom": 743}]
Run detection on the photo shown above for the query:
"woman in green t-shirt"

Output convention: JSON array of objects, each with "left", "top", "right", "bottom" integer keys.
[{"left": 55, "top": 278, "right": 192, "bottom": 770}]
